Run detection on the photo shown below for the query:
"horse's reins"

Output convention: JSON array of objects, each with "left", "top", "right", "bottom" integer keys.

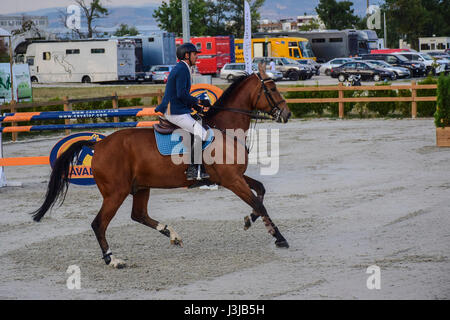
[{"left": 205, "top": 74, "right": 285, "bottom": 121}]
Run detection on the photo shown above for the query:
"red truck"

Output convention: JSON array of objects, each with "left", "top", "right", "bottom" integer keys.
[{"left": 176, "top": 36, "right": 235, "bottom": 75}]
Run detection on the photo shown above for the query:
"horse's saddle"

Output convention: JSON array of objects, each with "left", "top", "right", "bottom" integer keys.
[
  {"left": 153, "top": 117, "right": 215, "bottom": 156},
  {"left": 153, "top": 117, "right": 180, "bottom": 135}
]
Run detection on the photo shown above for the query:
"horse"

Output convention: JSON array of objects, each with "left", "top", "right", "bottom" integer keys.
[{"left": 31, "top": 63, "right": 292, "bottom": 268}]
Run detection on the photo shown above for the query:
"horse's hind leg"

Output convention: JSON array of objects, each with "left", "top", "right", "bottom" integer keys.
[
  {"left": 131, "top": 189, "right": 183, "bottom": 247},
  {"left": 243, "top": 175, "right": 265, "bottom": 230},
  {"left": 224, "top": 176, "right": 289, "bottom": 248},
  {"left": 91, "top": 192, "right": 128, "bottom": 268}
]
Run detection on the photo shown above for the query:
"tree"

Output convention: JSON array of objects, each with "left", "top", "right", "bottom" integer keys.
[
  {"left": 205, "top": 0, "right": 231, "bottom": 36},
  {"left": 381, "top": 0, "right": 450, "bottom": 50},
  {"left": 11, "top": 17, "right": 43, "bottom": 38},
  {"left": 225, "top": 0, "right": 265, "bottom": 38},
  {"left": 152, "top": 0, "right": 209, "bottom": 37},
  {"left": 74, "top": 0, "right": 109, "bottom": 38},
  {"left": 298, "top": 18, "right": 321, "bottom": 31},
  {"left": 153, "top": 0, "right": 265, "bottom": 37},
  {"left": 114, "top": 24, "right": 139, "bottom": 37},
  {"left": 315, "top": 0, "right": 360, "bottom": 30}
]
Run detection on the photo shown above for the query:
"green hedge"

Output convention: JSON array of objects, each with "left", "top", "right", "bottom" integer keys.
[
  {"left": 434, "top": 74, "right": 450, "bottom": 128},
  {"left": 417, "top": 76, "right": 438, "bottom": 117}
]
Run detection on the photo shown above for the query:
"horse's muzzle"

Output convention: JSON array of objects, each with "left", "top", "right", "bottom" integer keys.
[{"left": 278, "top": 110, "right": 291, "bottom": 123}]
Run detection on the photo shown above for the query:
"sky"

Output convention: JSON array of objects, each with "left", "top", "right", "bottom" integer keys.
[
  {"left": 0, "top": 0, "right": 377, "bottom": 17},
  {"left": 1, "top": 0, "right": 163, "bottom": 15}
]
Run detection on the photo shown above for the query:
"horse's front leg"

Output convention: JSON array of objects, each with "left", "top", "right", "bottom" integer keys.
[
  {"left": 243, "top": 175, "right": 265, "bottom": 230},
  {"left": 223, "top": 176, "right": 289, "bottom": 248}
]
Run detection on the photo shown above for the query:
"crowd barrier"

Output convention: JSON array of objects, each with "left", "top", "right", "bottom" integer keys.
[{"left": 0, "top": 104, "right": 161, "bottom": 187}]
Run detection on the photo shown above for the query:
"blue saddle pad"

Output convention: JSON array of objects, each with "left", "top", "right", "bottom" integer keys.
[{"left": 154, "top": 128, "right": 214, "bottom": 156}]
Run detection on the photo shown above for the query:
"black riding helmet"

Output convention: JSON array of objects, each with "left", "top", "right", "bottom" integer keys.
[{"left": 176, "top": 42, "right": 201, "bottom": 61}]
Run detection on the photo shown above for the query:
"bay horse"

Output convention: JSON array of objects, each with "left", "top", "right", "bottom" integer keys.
[{"left": 31, "top": 63, "right": 292, "bottom": 268}]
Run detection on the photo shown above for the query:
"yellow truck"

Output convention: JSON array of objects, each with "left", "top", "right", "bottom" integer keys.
[{"left": 235, "top": 37, "right": 316, "bottom": 62}]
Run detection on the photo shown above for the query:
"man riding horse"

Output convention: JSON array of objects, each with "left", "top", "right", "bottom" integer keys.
[{"left": 155, "top": 42, "right": 212, "bottom": 181}]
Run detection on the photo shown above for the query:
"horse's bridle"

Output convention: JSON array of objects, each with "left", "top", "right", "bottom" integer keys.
[{"left": 253, "top": 73, "right": 285, "bottom": 122}]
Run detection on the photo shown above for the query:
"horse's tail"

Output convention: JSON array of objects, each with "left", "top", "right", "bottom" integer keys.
[{"left": 31, "top": 140, "right": 97, "bottom": 222}]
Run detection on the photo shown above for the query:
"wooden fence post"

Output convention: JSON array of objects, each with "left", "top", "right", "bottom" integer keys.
[
  {"left": 112, "top": 92, "right": 119, "bottom": 123},
  {"left": 157, "top": 89, "right": 163, "bottom": 105},
  {"left": 338, "top": 82, "right": 344, "bottom": 119},
  {"left": 411, "top": 81, "right": 417, "bottom": 119},
  {"left": 63, "top": 96, "right": 71, "bottom": 136},
  {"left": 10, "top": 99, "right": 18, "bottom": 141}
]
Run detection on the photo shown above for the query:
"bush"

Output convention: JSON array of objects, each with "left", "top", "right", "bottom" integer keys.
[
  {"left": 434, "top": 74, "right": 450, "bottom": 128},
  {"left": 285, "top": 84, "right": 337, "bottom": 117},
  {"left": 397, "top": 89, "right": 412, "bottom": 117},
  {"left": 417, "top": 76, "right": 438, "bottom": 117},
  {"left": 366, "top": 82, "right": 397, "bottom": 117}
]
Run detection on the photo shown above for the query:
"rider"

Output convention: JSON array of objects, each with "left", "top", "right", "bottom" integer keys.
[{"left": 155, "top": 42, "right": 212, "bottom": 180}]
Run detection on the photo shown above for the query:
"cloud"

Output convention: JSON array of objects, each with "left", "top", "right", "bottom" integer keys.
[{"left": 275, "top": 4, "right": 287, "bottom": 10}]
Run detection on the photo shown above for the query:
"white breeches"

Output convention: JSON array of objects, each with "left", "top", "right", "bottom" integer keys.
[{"left": 164, "top": 112, "right": 208, "bottom": 141}]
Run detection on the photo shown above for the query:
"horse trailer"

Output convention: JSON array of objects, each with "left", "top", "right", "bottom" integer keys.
[
  {"left": 254, "top": 30, "right": 375, "bottom": 62},
  {"left": 118, "top": 32, "right": 177, "bottom": 81},
  {"left": 16, "top": 39, "right": 136, "bottom": 83}
]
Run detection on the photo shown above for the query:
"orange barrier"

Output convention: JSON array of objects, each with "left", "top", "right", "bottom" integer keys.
[{"left": 0, "top": 156, "right": 49, "bottom": 166}]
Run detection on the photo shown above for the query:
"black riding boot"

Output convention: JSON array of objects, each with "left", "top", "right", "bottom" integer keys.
[{"left": 186, "top": 134, "right": 209, "bottom": 180}]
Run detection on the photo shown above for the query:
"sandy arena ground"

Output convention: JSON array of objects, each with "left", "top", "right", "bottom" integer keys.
[{"left": 0, "top": 118, "right": 449, "bottom": 300}]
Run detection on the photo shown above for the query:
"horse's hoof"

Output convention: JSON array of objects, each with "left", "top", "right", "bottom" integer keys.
[
  {"left": 275, "top": 240, "right": 289, "bottom": 248},
  {"left": 244, "top": 216, "right": 251, "bottom": 230},
  {"left": 109, "top": 258, "right": 126, "bottom": 269},
  {"left": 171, "top": 239, "right": 184, "bottom": 247}
]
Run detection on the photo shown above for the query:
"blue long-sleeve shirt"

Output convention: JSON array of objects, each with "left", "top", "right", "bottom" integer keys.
[{"left": 155, "top": 62, "right": 198, "bottom": 115}]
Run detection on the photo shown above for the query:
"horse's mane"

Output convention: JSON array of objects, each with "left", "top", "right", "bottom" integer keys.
[{"left": 205, "top": 74, "right": 252, "bottom": 118}]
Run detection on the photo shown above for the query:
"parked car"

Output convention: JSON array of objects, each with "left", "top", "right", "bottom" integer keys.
[
  {"left": 296, "top": 59, "right": 321, "bottom": 75},
  {"left": 331, "top": 61, "right": 395, "bottom": 82},
  {"left": 365, "top": 60, "right": 411, "bottom": 79},
  {"left": 253, "top": 57, "right": 310, "bottom": 80},
  {"left": 320, "top": 58, "right": 354, "bottom": 76},
  {"left": 427, "top": 51, "right": 450, "bottom": 60},
  {"left": 220, "top": 63, "right": 247, "bottom": 82},
  {"left": 394, "top": 52, "right": 446, "bottom": 75},
  {"left": 220, "top": 63, "right": 283, "bottom": 82},
  {"left": 252, "top": 64, "right": 283, "bottom": 81},
  {"left": 150, "top": 65, "right": 175, "bottom": 83},
  {"left": 361, "top": 54, "right": 427, "bottom": 77}
]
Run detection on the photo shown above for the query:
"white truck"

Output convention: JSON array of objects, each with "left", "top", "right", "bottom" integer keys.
[{"left": 17, "top": 39, "right": 135, "bottom": 83}]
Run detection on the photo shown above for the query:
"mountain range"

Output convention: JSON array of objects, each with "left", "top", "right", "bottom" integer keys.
[{"left": 4, "top": 0, "right": 371, "bottom": 29}]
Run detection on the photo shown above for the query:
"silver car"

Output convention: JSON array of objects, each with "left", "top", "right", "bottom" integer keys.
[
  {"left": 320, "top": 58, "right": 354, "bottom": 76},
  {"left": 220, "top": 63, "right": 247, "bottom": 82},
  {"left": 365, "top": 60, "right": 411, "bottom": 79},
  {"left": 150, "top": 65, "right": 175, "bottom": 83},
  {"left": 220, "top": 63, "right": 283, "bottom": 82},
  {"left": 253, "top": 57, "right": 309, "bottom": 81}
]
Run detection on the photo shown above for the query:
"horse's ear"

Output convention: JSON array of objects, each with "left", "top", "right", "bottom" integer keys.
[{"left": 258, "top": 62, "right": 267, "bottom": 78}]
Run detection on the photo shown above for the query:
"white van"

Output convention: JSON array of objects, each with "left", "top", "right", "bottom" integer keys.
[{"left": 19, "top": 39, "right": 136, "bottom": 83}]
